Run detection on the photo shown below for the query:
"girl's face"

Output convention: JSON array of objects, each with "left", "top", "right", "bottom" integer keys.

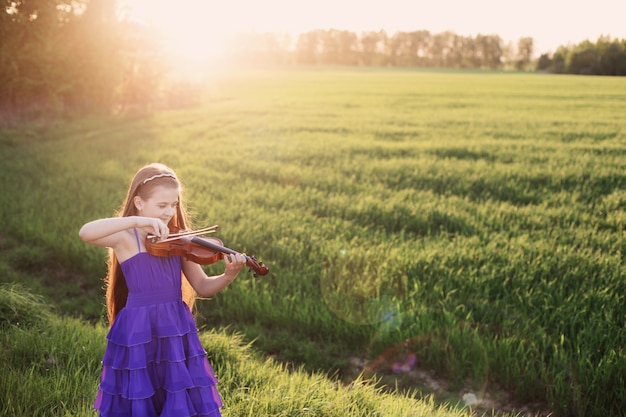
[{"left": 134, "top": 185, "right": 179, "bottom": 224}]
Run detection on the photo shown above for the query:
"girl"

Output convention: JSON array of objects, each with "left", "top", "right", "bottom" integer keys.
[{"left": 79, "top": 163, "right": 246, "bottom": 416}]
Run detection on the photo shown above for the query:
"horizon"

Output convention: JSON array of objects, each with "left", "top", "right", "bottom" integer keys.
[{"left": 125, "top": 0, "right": 626, "bottom": 57}]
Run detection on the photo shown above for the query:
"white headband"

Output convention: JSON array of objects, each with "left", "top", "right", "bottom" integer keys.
[{"left": 142, "top": 173, "right": 177, "bottom": 185}]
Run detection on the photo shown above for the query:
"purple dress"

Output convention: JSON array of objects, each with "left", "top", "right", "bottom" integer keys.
[{"left": 94, "top": 231, "right": 223, "bottom": 416}]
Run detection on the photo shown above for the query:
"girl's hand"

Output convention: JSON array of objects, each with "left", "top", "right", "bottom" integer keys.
[
  {"left": 223, "top": 252, "right": 247, "bottom": 281},
  {"left": 136, "top": 216, "right": 170, "bottom": 240}
]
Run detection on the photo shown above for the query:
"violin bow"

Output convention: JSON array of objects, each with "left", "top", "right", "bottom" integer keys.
[{"left": 147, "top": 225, "right": 219, "bottom": 243}]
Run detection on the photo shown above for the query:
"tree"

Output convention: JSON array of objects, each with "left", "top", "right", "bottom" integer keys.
[
  {"left": 536, "top": 53, "right": 552, "bottom": 71},
  {"left": 567, "top": 40, "right": 598, "bottom": 74},
  {"left": 595, "top": 36, "right": 626, "bottom": 75},
  {"left": 296, "top": 30, "right": 322, "bottom": 65},
  {"left": 516, "top": 37, "right": 534, "bottom": 70},
  {"left": 0, "top": 0, "right": 185, "bottom": 122},
  {"left": 320, "top": 29, "right": 358, "bottom": 65},
  {"left": 61, "top": 0, "right": 124, "bottom": 111},
  {"left": 388, "top": 31, "right": 410, "bottom": 66},
  {"left": 538, "top": 38, "right": 626, "bottom": 75},
  {"left": 0, "top": 0, "right": 89, "bottom": 119},
  {"left": 459, "top": 35, "right": 479, "bottom": 68},
  {"left": 431, "top": 31, "right": 456, "bottom": 67},
  {"left": 360, "top": 30, "right": 388, "bottom": 66},
  {"left": 477, "top": 34, "right": 503, "bottom": 69},
  {"left": 407, "top": 30, "right": 431, "bottom": 67}
]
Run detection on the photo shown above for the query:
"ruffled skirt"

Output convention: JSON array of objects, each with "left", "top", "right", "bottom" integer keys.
[{"left": 94, "top": 300, "right": 222, "bottom": 417}]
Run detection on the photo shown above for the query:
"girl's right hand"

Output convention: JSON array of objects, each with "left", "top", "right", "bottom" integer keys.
[{"left": 136, "top": 216, "right": 170, "bottom": 240}]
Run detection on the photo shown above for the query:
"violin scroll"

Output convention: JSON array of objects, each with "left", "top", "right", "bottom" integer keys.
[{"left": 244, "top": 254, "right": 269, "bottom": 277}]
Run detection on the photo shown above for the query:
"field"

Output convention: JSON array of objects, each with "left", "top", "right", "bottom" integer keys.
[{"left": 1, "top": 68, "right": 625, "bottom": 416}]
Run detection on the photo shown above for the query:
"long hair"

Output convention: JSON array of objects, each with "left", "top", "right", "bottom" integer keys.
[{"left": 105, "top": 163, "right": 196, "bottom": 325}]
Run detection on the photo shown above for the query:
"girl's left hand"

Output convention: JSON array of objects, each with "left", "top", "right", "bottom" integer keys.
[{"left": 224, "top": 252, "right": 247, "bottom": 280}]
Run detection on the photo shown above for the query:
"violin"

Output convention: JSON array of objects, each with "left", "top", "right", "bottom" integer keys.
[{"left": 145, "top": 227, "right": 269, "bottom": 277}]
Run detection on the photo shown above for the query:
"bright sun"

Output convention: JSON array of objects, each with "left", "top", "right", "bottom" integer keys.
[{"left": 120, "top": 0, "right": 237, "bottom": 73}]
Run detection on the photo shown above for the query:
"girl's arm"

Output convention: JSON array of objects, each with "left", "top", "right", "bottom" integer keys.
[
  {"left": 182, "top": 255, "right": 246, "bottom": 297},
  {"left": 79, "top": 216, "right": 169, "bottom": 249}
]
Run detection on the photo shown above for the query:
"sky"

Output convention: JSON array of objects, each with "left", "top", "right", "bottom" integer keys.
[
  {"left": 221, "top": 0, "right": 626, "bottom": 53},
  {"left": 128, "top": 0, "right": 626, "bottom": 55}
]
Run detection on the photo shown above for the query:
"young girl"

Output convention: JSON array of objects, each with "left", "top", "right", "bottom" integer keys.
[{"left": 79, "top": 163, "right": 246, "bottom": 417}]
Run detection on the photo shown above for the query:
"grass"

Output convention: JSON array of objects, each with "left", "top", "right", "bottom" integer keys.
[
  {"left": 1, "top": 67, "right": 625, "bottom": 416},
  {"left": 0, "top": 283, "right": 469, "bottom": 417}
]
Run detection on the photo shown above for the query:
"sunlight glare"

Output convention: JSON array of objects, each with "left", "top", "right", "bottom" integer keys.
[{"left": 121, "top": 0, "right": 235, "bottom": 75}]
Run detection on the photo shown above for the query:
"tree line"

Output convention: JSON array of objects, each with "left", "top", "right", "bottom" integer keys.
[
  {"left": 2, "top": 0, "right": 625, "bottom": 124},
  {"left": 229, "top": 30, "right": 535, "bottom": 71},
  {"left": 1, "top": 0, "right": 169, "bottom": 122},
  {"left": 234, "top": 30, "right": 626, "bottom": 76},
  {"left": 536, "top": 37, "right": 626, "bottom": 75}
]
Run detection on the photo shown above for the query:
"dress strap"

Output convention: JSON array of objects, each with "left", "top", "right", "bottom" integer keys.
[{"left": 133, "top": 228, "right": 142, "bottom": 253}]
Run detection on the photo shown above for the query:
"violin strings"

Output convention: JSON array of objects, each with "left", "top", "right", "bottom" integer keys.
[
  {"left": 171, "top": 225, "right": 219, "bottom": 237},
  {"left": 147, "top": 225, "right": 219, "bottom": 242}
]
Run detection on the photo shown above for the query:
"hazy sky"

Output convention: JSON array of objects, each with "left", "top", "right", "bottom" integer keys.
[
  {"left": 230, "top": 0, "right": 626, "bottom": 53},
  {"left": 130, "top": 0, "right": 626, "bottom": 55}
]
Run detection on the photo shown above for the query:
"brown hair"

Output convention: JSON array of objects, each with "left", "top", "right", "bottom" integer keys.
[{"left": 105, "top": 163, "right": 196, "bottom": 325}]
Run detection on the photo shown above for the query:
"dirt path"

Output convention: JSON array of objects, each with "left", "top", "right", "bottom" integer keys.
[{"left": 347, "top": 353, "right": 553, "bottom": 417}]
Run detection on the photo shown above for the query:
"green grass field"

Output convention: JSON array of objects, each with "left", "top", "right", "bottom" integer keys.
[{"left": 1, "top": 68, "right": 625, "bottom": 416}]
